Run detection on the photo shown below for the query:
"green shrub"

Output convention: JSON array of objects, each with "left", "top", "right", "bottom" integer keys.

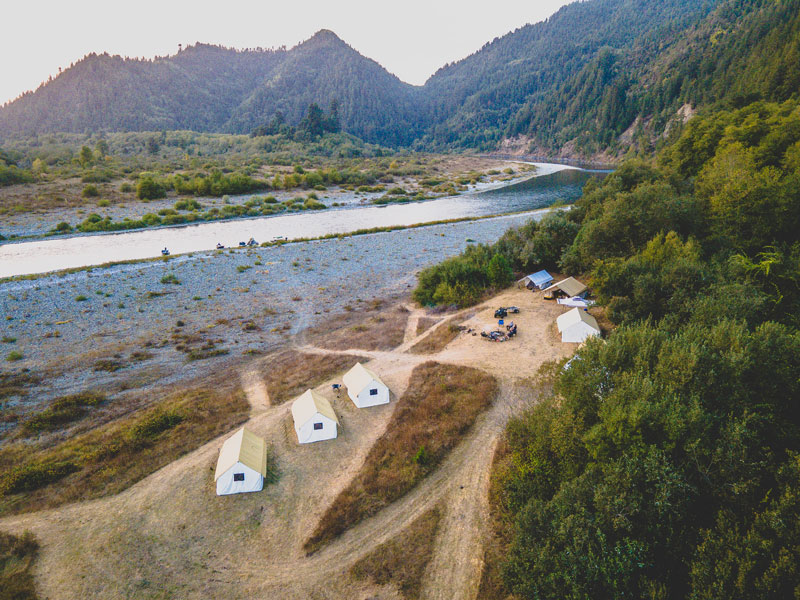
[
  {"left": 81, "top": 184, "right": 99, "bottom": 198},
  {"left": 160, "top": 273, "right": 180, "bottom": 285},
  {"left": 0, "top": 461, "right": 79, "bottom": 495},
  {"left": 136, "top": 176, "right": 166, "bottom": 200},
  {"left": 23, "top": 392, "right": 105, "bottom": 433},
  {"left": 120, "top": 182, "right": 133, "bottom": 193},
  {"left": 5, "top": 351, "right": 23, "bottom": 362}
]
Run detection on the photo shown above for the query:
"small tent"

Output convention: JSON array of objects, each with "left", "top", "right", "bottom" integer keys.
[
  {"left": 556, "top": 308, "right": 601, "bottom": 343},
  {"left": 291, "top": 389, "right": 339, "bottom": 444},
  {"left": 544, "top": 276, "right": 588, "bottom": 298},
  {"left": 214, "top": 427, "right": 268, "bottom": 496},
  {"left": 521, "top": 270, "right": 554, "bottom": 290},
  {"left": 342, "top": 362, "right": 390, "bottom": 408}
]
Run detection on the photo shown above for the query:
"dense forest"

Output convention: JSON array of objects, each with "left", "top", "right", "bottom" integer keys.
[
  {"left": 2, "top": 0, "right": 798, "bottom": 156},
  {"left": 415, "top": 98, "right": 800, "bottom": 598}
]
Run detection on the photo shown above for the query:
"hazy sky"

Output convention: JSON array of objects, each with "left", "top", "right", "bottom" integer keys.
[{"left": 2, "top": 0, "right": 573, "bottom": 105}]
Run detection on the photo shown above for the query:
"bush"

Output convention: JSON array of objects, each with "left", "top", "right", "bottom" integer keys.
[
  {"left": 120, "top": 182, "right": 133, "bottom": 193},
  {"left": 160, "top": 273, "right": 180, "bottom": 285},
  {"left": 0, "top": 461, "right": 79, "bottom": 495},
  {"left": 81, "top": 184, "right": 99, "bottom": 198},
  {"left": 23, "top": 392, "right": 105, "bottom": 433},
  {"left": 136, "top": 176, "right": 166, "bottom": 200},
  {"left": 5, "top": 351, "right": 23, "bottom": 362}
]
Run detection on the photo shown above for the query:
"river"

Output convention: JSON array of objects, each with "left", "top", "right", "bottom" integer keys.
[{"left": 0, "top": 162, "right": 607, "bottom": 278}]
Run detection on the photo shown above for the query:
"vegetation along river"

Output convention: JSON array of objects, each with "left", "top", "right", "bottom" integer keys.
[{"left": 0, "top": 163, "right": 607, "bottom": 278}]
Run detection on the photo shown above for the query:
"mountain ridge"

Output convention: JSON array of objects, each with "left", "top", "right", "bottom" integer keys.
[{"left": 1, "top": 0, "right": 798, "bottom": 157}]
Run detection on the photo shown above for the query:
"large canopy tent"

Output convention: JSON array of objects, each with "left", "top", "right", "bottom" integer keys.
[
  {"left": 342, "top": 362, "right": 390, "bottom": 408},
  {"left": 520, "top": 270, "right": 554, "bottom": 290},
  {"left": 544, "top": 276, "right": 588, "bottom": 298},
  {"left": 214, "top": 427, "right": 268, "bottom": 496}
]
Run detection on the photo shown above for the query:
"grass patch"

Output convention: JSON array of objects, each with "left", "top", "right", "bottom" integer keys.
[
  {"left": 350, "top": 506, "right": 442, "bottom": 599},
  {"left": 22, "top": 391, "right": 105, "bottom": 435},
  {"left": 0, "top": 371, "right": 39, "bottom": 401},
  {"left": 0, "top": 530, "right": 40, "bottom": 600},
  {"left": 305, "top": 361, "right": 497, "bottom": 553},
  {"left": 93, "top": 358, "right": 126, "bottom": 372},
  {"left": 5, "top": 351, "right": 23, "bottom": 362},
  {"left": 415, "top": 316, "right": 439, "bottom": 336},
  {"left": 409, "top": 318, "right": 462, "bottom": 354},
  {"left": 160, "top": 273, "right": 180, "bottom": 285},
  {"left": 262, "top": 351, "right": 370, "bottom": 406},
  {"left": 307, "top": 302, "right": 409, "bottom": 351},
  {"left": 0, "top": 384, "right": 248, "bottom": 516}
]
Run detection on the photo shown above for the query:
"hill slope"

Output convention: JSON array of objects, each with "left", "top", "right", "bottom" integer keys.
[{"left": 1, "top": 0, "right": 798, "bottom": 156}]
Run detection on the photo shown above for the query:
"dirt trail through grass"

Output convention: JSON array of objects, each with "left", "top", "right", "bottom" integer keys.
[{"left": 0, "top": 288, "right": 570, "bottom": 599}]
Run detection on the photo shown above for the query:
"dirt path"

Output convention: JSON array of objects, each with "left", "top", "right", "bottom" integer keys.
[
  {"left": 239, "top": 367, "right": 270, "bottom": 410},
  {"left": 0, "top": 288, "right": 572, "bottom": 600}
]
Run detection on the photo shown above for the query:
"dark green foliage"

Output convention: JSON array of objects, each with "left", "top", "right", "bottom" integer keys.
[
  {"left": 486, "top": 99, "right": 800, "bottom": 599},
  {"left": 136, "top": 176, "right": 165, "bottom": 200},
  {"left": 126, "top": 410, "right": 184, "bottom": 445},
  {"left": 413, "top": 244, "right": 513, "bottom": 307}
]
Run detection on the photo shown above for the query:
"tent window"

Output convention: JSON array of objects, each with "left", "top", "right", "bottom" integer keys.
[
  {"left": 233, "top": 473, "right": 245, "bottom": 482},
  {"left": 369, "top": 388, "right": 378, "bottom": 396},
  {"left": 313, "top": 422, "right": 323, "bottom": 430}
]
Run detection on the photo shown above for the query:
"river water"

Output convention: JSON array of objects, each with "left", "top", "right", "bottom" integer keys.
[{"left": 0, "top": 163, "right": 607, "bottom": 278}]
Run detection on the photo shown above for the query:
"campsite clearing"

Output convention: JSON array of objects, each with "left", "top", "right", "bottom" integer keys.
[{"left": 0, "top": 288, "right": 572, "bottom": 599}]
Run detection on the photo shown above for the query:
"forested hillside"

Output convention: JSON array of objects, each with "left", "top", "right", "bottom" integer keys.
[
  {"left": 1, "top": 0, "right": 798, "bottom": 156},
  {"left": 416, "top": 98, "right": 800, "bottom": 599}
]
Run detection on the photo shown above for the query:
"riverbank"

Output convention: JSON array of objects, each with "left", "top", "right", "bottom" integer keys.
[
  {"left": 0, "top": 156, "right": 532, "bottom": 240},
  {"left": 0, "top": 210, "right": 549, "bottom": 426}
]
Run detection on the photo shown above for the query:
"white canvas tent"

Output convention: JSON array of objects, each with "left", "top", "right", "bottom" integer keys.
[
  {"left": 342, "top": 362, "right": 390, "bottom": 408},
  {"left": 214, "top": 427, "right": 268, "bottom": 496},
  {"left": 291, "top": 389, "right": 339, "bottom": 444},
  {"left": 556, "top": 308, "right": 601, "bottom": 343},
  {"left": 544, "top": 276, "right": 588, "bottom": 298}
]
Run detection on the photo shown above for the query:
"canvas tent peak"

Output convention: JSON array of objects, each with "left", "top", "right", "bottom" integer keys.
[
  {"left": 556, "top": 307, "right": 601, "bottom": 343},
  {"left": 342, "top": 362, "right": 390, "bottom": 408},
  {"left": 291, "top": 389, "right": 339, "bottom": 443},
  {"left": 544, "top": 276, "right": 588, "bottom": 298},
  {"left": 214, "top": 427, "right": 268, "bottom": 496}
]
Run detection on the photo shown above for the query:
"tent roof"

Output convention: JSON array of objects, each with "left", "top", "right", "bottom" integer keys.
[
  {"left": 291, "top": 389, "right": 339, "bottom": 427},
  {"left": 525, "top": 270, "right": 553, "bottom": 286},
  {"left": 544, "top": 276, "right": 587, "bottom": 297},
  {"left": 214, "top": 427, "right": 268, "bottom": 481},
  {"left": 342, "top": 362, "right": 386, "bottom": 394},
  {"left": 557, "top": 307, "right": 600, "bottom": 333}
]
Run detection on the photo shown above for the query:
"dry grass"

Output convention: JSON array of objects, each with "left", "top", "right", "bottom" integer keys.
[
  {"left": 261, "top": 351, "right": 370, "bottom": 405},
  {"left": 478, "top": 438, "right": 515, "bottom": 600},
  {"left": 0, "top": 530, "right": 39, "bottom": 600},
  {"left": 415, "top": 316, "right": 439, "bottom": 336},
  {"left": 307, "top": 300, "right": 409, "bottom": 351},
  {"left": 409, "top": 318, "right": 462, "bottom": 354},
  {"left": 0, "top": 383, "right": 248, "bottom": 516},
  {"left": 350, "top": 506, "right": 442, "bottom": 599},
  {"left": 305, "top": 361, "right": 498, "bottom": 553}
]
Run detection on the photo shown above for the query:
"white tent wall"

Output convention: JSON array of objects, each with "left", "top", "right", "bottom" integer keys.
[
  {"left": 561, "top": 322, "right": 601, "bottom": 343},
  {"left": 295, "top": 413, "right": 338, "bottom": 444},
  {"left": 216, "top": 462, "right": 264, "bottom": 496},
  {"left": 350, "top": 379, "right": 390, "bottom": 408}
]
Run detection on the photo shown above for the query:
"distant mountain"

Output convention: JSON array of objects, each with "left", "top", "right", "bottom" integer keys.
[
  {"left": 1, "top": 0, "right": 798, "bottom": 156},
  {"left": 225, "top": 30, "right": 422, "bottom": 146}
]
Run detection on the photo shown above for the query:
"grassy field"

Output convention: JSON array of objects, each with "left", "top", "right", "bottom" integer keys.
[
  {"left": 0, "top": 383, "right": 248, "bottom": 516},
  {"left": 304, "top": 361, "right": 498, "bottom": 553},
  {"left": 415, "top": 316, "right": 439, "bottom": 336},
  {"left": 409, "top": 317, "right": 462, "bottom": 354},
  {"left": 260, "top": 351, "right": 370, "bottom": 405},
  {"left": 306, "top": 300, "right": 409, "bottom": 351},
  {"left": 350, "top": 506, "right": 442, "bottom": 599}
]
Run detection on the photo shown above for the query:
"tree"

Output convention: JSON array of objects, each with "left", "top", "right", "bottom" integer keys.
[
  {"left": 95, "top": 139, "right": 109, "bottom": 158},
  {"left": 79, "top": 145, "right": 93, "bottom": 167}
]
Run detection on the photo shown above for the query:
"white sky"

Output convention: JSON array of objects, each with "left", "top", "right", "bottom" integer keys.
[{"left": 1, "top": 0, "right": 574, "bottom": 105}]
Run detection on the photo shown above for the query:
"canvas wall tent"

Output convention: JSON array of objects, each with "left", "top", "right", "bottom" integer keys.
[
  {"left": 214, "top": 427, "right": 268, "bottom": 496},
  {"left": 291, "top": 389, "right": 339, "bottom": 444},
  {"left": 521, "top": 270, "right": 554, "bottom": 290},
  {"left": 544, "top": 276, "right": 588, "bottom": 298},
  {"left": 556, "top": 308, "right": 601, "bottom": 343},
  {"left": 342, "top": 362, "right": 390, "bottom": 408}
]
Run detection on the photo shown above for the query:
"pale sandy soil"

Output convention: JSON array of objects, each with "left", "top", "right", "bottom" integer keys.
[{"left": 0, "top": 287, "right": 574, "bottom": 600}]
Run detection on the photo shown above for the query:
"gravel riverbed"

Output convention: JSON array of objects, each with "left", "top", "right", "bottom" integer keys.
[{"left": 1, "top": 211, "right": 542, "bottom": 420}]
